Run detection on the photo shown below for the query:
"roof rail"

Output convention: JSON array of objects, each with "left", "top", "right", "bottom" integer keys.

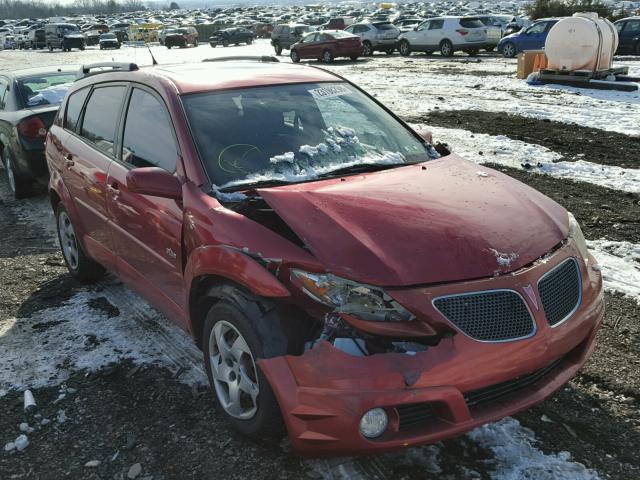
[
  {"left": 79, "top": 62, "right": 139, "bottom": 77},
  {"left": 202, "top": 56, "right": 280, "bottom": 63}
]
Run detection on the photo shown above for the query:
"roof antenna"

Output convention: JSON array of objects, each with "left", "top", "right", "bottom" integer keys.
[{"left": 147, "top": 45, "right": 158, "bottom": 66}]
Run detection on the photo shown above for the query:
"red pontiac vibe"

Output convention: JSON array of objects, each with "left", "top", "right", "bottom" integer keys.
[{"left": 46, "top": 59, "right": 604, "bottom": 456}]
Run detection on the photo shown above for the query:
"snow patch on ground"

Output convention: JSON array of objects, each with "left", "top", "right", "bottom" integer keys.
[
  {"left": 588, "top": 240, "right": 640, "bottom": 303},
  {"left": 411, "top": 124, "right": 640, "bottom": 194},
  {"left": 468, "top": 417, "right": 600, "bottom": 480},
  {"left": 0, "top": 282, "right": 206, "bottom": 396}
]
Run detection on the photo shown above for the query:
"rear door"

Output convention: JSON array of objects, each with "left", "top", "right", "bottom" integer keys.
[
  {"left": 60, "top": 84, "right": 127, "bottom": 268},
  {"left": 519, "top": 21, "right": 548, "bottom": 50},
  {"left": 105, "top": 85, "right": 185, "bottom": 320},
  {"left": 618, "top": 20, "right": 640, "bottom": 53}
]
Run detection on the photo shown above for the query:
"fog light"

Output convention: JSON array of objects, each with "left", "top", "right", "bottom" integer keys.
[{"left": 359, "top": 408, "right": 388, "bottom": 438}]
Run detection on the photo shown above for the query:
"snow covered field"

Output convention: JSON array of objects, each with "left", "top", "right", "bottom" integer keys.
[{"left": 1, "top": 40, "right": 638, "bottom": 479}]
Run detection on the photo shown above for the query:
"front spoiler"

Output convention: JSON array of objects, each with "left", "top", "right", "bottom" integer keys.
[{"left": 259, "top": 248, "right": 604, "bottom": 457}]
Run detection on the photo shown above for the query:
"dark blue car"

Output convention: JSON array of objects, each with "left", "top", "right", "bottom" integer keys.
[
  {"left": 614, "top": 17, "right": 640, "bottom": 55},
  {"left": 498, "top": 18, "right": 559, "bottom": 58}
]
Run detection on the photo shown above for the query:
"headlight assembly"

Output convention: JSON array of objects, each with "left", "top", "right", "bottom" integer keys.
[
  {"left": 568, "top": 212, "right": 589, "bottom": 263},
  {"left": 290, "top": 269, "right": 415, "bottom": 322}
]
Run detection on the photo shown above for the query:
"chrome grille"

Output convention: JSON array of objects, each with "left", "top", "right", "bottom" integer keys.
[
  {"left": 433, "top": 290, "right": 534, "bottom": 342},
  {"left": 538, "top": 258, "right": 581, "bottom": 327}
]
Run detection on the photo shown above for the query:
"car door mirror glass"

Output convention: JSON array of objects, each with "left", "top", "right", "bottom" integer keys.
[{"left": 126, "top": 167, "right": 182, "bottom": 200}]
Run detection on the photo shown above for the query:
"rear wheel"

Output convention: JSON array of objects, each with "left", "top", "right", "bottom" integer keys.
[
  {"left": 55, "top": 204, "right": 105, "bottom": 282},
  {"left": 362, "top": 40, "right": 373, "bottom": 56},
  {"left": 290, "top": 49, "right": 300, "bottom": 63},
  {"left": 222, "top": 39, "right": 229, "bottom": 47},
  {"left": 440, "top": 39, "right": 453, "bottom": 57},
  {"left": 502, "top": 41, "right": 516, "bottom": 58},
  {"left": 273, "top": 42, "right": 282, "bottom": 55},
  {"left": 399, "top": 39, "right": 411, "bottom": 56},
  {"left": 203, "top": 294, "right": 298, "bottom": 438},
  {"left": 194, "top": 39, "right": 198, "bottom": 47},
  {"left": 322, "top": 48, "right": 334, "bottom": 63},
  {"left": 2, "top": 149, "right": 30, "bottom": 199}
]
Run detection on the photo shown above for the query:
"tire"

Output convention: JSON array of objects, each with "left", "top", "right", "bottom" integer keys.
[
  {"left": 385, "top": 47, "right": 394, "bottom": 55},
  {"left": 3, "top": 149, "right": 30, "bottom": 199},
  {"left": 440, "top": 39, "right": 453, "bottom": 57},
  {"left": 202, "top": 294, "right": 297, "bottom": 438},
  {"left": 467, "top": 49, "right": 478, "bottom": 56},
  {"left": 362, "top": 40, "right": 373, "bottom": 56},
  {"left": 223, "top": 39, "right": 229, "bottom": 47},
  {"left": 194, "top": 39, "right": 198, "bottom": 47},
  {"left": 167, "top": 45, "right": 172, "bottom": 49},
  {"left": 399, "top": 39, "right": 411, "bottom": 56},
  {"left": 485, "top": 46, "right": 495, "bottom": 52},
  {"left": 425, "top": 50, "right": 433, "bottom": 55},
  {"left": 246, "top": 37, "right": 253, "bottom": 45},
  {"left": 273, "top": 42, "right": 282, "bottom": 55},
  {"left": 80, "top": 44, "right": 85, "bottom": 51},
  {"left": 290, "top": 49, "right": 300, "bottom": 63},
  {"left": 322, "top": 48, "right": 333, "bottom": 63},
  {"left": 56, "top": 203, "right": 105, "bottom": 282},
  {"left": 350, "top": 55, "right": 359, "bottom": 61},
  {"left": 502, "top": 41, "right": 516, "bottom": 58},
  {"left": 48, "top": 44, "right": 53, "bottom": 52}
]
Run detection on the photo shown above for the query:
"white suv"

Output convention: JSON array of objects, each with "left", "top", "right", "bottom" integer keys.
[
  {"left": 398, "top": 16, "right": 488, "bottom": 57},
  {"left": 344, "top": 21, "right": 400, "bottom": 56}
]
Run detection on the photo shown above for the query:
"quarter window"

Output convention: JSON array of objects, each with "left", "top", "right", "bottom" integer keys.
[
  {"left": 65, "top": 87, "right": 90, "bottom": 133},
  {"left": 121, "top": 88, "right": 178, "bottom": 171},
  {"left": 80, "top": 86, "right": 126, "bottom": 157}
]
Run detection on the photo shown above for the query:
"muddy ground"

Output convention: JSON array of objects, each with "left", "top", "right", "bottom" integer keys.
[{"left": 417, "top": 110, "right": 640, "bottom": 169}]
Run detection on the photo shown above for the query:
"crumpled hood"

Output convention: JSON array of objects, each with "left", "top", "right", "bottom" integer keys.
[{"left": 258, "top": 155, "right": 568, "bottom": 286}]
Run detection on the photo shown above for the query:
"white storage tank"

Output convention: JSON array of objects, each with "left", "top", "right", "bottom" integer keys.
[{"left": 544, "top": 12, "right": 618, "bottom": 72}]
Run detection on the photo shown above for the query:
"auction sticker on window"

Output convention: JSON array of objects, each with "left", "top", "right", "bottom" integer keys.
[{"left": 309, "top": 84, "right": 352, "bottom": 99}]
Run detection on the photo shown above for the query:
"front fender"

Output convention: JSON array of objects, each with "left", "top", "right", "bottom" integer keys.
[{"left": 184, "top": 244, "right": 291, "bottom": 301}]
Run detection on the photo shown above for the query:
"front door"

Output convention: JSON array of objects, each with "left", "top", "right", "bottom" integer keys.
[{"left": 106, "top": 85, "right": 185, "bottom": 323}]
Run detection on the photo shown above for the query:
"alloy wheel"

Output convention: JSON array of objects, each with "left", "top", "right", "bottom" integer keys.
[
  {"left": 503, "top": 42, "right": 515, "bottom": 58},
  {"left": 441, "top": 41, "right": 452, "bottom": 56},
  {"left": 323, "top": 50, "right": 332, "bottom": 62},
  {"left": 208, "top": 320, "right": 259, "bottom": 420},
  {"left": 58, "top": 211, "right": 79, "bottom": 270},
  {"left": 363, "top": 41, "right": 372, "bottom": 56}
]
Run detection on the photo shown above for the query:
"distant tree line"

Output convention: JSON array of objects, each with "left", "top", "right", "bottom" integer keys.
[
  {"left": 526, "top": 0, "right": 630, "bottom": 21},
  {"left": 0, "top": 0, "right": 146, "bottom": 20}
]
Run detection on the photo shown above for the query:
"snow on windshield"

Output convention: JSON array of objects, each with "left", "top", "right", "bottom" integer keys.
[{"left": 182, "top": 82, "right": 437, "bottom": 192}]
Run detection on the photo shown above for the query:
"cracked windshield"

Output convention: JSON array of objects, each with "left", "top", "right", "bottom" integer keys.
[{"left": 182, "top": 81, "right": 439, "bottom": 191}]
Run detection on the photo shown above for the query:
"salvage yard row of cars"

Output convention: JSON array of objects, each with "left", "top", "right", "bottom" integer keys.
[{"left": 0, "top": 57, "right": 604, "bottom": 456}]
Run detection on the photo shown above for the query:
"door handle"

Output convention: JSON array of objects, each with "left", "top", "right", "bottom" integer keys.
[{"left": 65, "top": 153, "right": 74, "bottom": 167}]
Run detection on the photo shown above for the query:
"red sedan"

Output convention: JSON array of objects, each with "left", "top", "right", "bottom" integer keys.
[
  {"left": 290, "top": 30, "right": 363, "bottom": 63},
  {"left": 46, "top": 59, "right": 603, "bottom": 457}
]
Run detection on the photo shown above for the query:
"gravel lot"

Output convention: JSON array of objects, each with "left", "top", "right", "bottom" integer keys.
[{"left": 1, "top": 40, "right": 639, "bottom": 480}]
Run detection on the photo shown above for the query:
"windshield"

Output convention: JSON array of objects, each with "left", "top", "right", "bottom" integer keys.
[
  {"left": 18, "top": 73, "right": 77, "bottom": 107},
  {"left": 183, "top": 82, "right": 438, "bottom": 191}
]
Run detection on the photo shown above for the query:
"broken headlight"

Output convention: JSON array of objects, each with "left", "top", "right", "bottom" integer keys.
[
  {"left": 290, "top": 269, "right": 415, "bottom": 322},
  {"left": 568, "top": 212, "right": 589, "bottom": 263}
]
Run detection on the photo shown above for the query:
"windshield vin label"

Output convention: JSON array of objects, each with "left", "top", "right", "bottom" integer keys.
[{"left": 309, "top": 85, "right": 352, "bottom": 99}]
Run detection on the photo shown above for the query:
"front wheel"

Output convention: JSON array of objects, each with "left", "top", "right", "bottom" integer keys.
[
  {"left": 273, "top": 43, "right": 282, "bottom": 55},
  {"left": 56, "top": 204, "right": 105, "bottom": 282},
  {"left": 203, "top": 296, "right": 296, "bottom": 438},
  {"left": 399, "top": 40, "right": 411, "bottom": 56},
  {"left": 362, "top": 40, "right": 373, "bottom": 56},
  {"left": 194, "top": 39, "right": 198, "bottom": 47},
  {"left": 502, "top": 41, "right": 516, "bottom": 58},
  {"left": 440, "top": 39, "right": 453, "bottom": 57},
  {"left": 290, "top": 49, "right": 300, "bottom": 63}
]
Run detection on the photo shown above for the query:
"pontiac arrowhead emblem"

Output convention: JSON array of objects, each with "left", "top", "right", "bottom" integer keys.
[{"left": 522, "top": 284, "right": 539, "bottom": 310}]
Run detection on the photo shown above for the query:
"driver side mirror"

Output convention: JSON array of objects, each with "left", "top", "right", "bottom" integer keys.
[{"left": 126, "top": 167, "right": 182, "bottom": 200}]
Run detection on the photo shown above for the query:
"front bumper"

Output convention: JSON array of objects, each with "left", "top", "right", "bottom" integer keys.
[{"left": 259, "top": 242, "right": 604, "bottom": 456}]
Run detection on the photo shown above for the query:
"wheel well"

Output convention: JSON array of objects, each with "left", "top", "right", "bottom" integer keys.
[
  {"left": 49, "top": 189, "right": 61, "bottom": 212},
  {"left": 439, "top": 38, "right": 452, "bottom": 46}
]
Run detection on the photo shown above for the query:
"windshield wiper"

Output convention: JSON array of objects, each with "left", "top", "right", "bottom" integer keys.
[
  {"left": 218, "top": 179, "right": 294, "bottom": 193},
  {"left": 316, "top": 163, "right": 404, "bottom": 178}
]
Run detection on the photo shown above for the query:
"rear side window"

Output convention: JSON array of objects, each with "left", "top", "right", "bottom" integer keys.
[
  {"left": 80, "top": 86, "right": 126, "bottom": 157},
  {"left": 65, "top": 87, "right": 90, "bottom": 133},
  {"left": 459, "top": 19, "right": 484, "bottom": 29},
  {"left": 121, "top": 88, "right": 178, "bottom": 172}
]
